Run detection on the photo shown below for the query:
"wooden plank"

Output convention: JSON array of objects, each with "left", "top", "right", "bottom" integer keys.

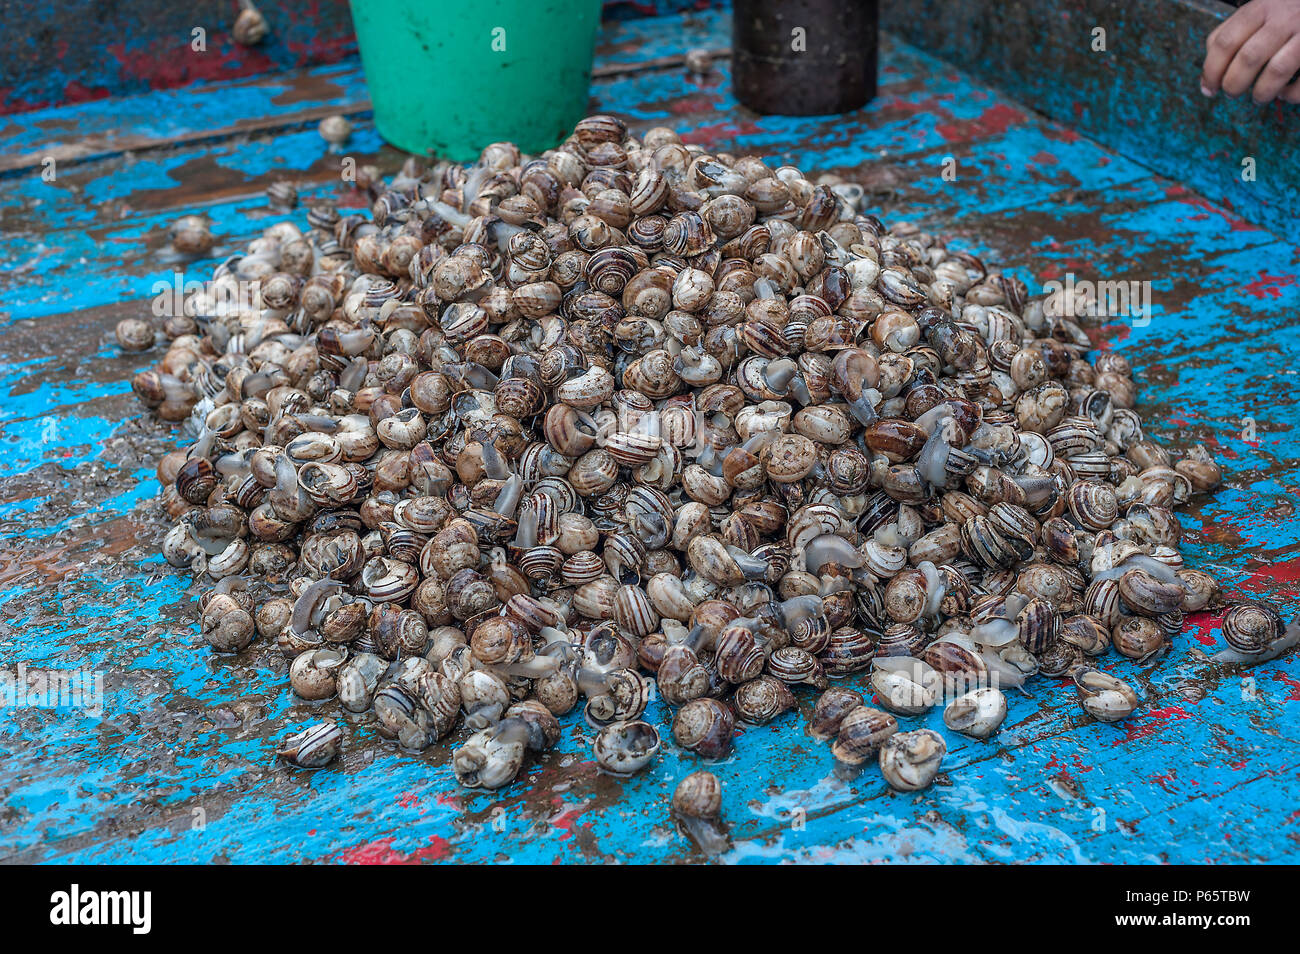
[
  {"left": 0, "top": 0, "right": 718, "bottom": 116},
  {"left": 881, "top": 0, "right": 1300, "bottom": 247},
  {"left": 2, "top": 11, "right": 1299, "bottom": 865},
  {"left": 0, "top": 0, "right": 357, "bottom": 116}
]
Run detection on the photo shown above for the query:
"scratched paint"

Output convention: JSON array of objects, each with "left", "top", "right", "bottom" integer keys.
[
  {"left": 880, "top": 0, "right": 1300, "bottom": 248},
  {"left": 1, "top": 13, "right": 1299, "bottom": 864},
  {"left": 0, "top": 0, "right": 720, "bottom": 116}
]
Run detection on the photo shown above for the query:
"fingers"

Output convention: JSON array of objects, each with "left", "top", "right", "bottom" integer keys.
[
  {"left": 1252, "top": 34, "right": 1300, "bottom": 102},
  {"left": 1282, "top": 77, "right": 1300, "bottom": 103},
  {"left": 1221, "top": 25, "right": 1290, "bottom": 97},
  {"left": 1202, "top": 3, "right": 1268, "bottom": 94}
]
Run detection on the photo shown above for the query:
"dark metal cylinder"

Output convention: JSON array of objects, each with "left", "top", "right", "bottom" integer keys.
[{"left": 732, "top": 0, "right": 878, "bottom": 115}]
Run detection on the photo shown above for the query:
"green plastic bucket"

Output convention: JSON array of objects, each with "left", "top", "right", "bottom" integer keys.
[{"left": 349, "top": 0, "right": 603, "bottom": 161}]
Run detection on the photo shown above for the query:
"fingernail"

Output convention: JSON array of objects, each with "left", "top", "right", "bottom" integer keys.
[{"left": 1201, "top": 83, "right": 1214, "bottom": 97}]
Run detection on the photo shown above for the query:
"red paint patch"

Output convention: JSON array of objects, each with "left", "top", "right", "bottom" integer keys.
[
  {"left": 60, "top": 81, "right": 112, "bottom": 106},
  {"left": 1046, "top": 122, "right": 1082, "bottom": 144},
  {"left": 339, "top": 835, "right": 453, "bottom": 864},
  {"left": 1031, "top": 151, "right": 1058, "bottom": 166},
  {"left": 1165, "top": 185, "right": 1263, "bottom": 232},
  {"left": 669, "top": 94, "right": 724, "bottom": 116},
  {"left": 1235, "top": 556, "right": 1300, "bottom": 596},
  {"left": 680, "top": 117, "right": 763, "bottom": 146},
  {"left": 1242, "top": 272, "right": 1297, "bottom": 300},
  {"left": 935, "top": 103, "right": 1026, "bottom": 143},
  {"left": 1271, "top": 671, "right": 1300, "bottom": 702},
  {"left": 1185, "top": 611, "right": 1221, "bottom": 647},
  {"left": 336, "top": 192, "right": 371, "bottom": 210},
  {"left": 550, "top": 805, "right": 594, "bottom": 844},
  {"left": 1087, "top": 322, "right": 1131, "bottom": 349},
  {"left": 1149, "top": 769, "right": 1178, "bottom": 794},
  {"left": 1117, "top": 704, "right": 1193, "bottom": 744}
]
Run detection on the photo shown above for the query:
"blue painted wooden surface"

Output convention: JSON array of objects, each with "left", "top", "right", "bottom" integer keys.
[
  {"left": 882, "top": 0, "right": 1300, "bottom": 250},
  {"left": 2, "top": 9, "right": 1298, "bottom": 864},
  {"left": 0, "top": 0, "right": 719, "bottom": 115}
]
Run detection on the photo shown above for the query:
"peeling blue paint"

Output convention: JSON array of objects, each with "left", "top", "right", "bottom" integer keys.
[{"left": 1, "top": 12, "right": 1298, "bottom": 865}]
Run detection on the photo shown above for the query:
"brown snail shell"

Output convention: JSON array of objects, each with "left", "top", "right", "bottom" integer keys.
[
  {"left": 808, "top": 687, "right": 866, "bottom": 741},
  {"left": 1221, "top": 601, "right": 1284, "bottom": 656},
  {"left": 831, "top": 705, "right": 898, "bottom": 771},
  {"left": 672, "top": 698, "right": 736, "bottom": 759},
  {"left": 733, "top": 675, "right": 796, "bottom": 725}
]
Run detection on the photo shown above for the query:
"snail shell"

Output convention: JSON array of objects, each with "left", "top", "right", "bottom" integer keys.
[
  {"left": 733, "top": 675, "right": 796, "bottom": 725},
  {"left": 870, "top": 656, "right": 940, "bottom": 715},
  {"left": 1074, "top": 668, "right": 1139, "bottom": 722},
  {"left": 277, "top": 721, "right": 342, "bottom": 769},
  {"left": 943, "top": 687, "right": 1008, "bottom": 739},
  {"left": 831, "top": 705, "right": 898, "bottom": 771},
  {"left": 658, "top": 644, "right": 712, "bottom": 706},
  {"left": 767, "top": 646, "right": 828, "bottom": 689},
  {"left": 808, "top": 687, "right": 866, "bottom": 741},
  {"left": 584, "top": 668, "right": 652, "bottom": 727},
  {"left": 1221, "top": 601, "right": 1285, "bottom": 656},
  {"left": 672, "top": 698, "right": 735, "bottom": 759},
  {"left": 454, "top": 719, "right": 529, "bottom": 789},
  {"left": 818, "top": 626, "right": 876, "bottom": 676},
  {"left": 593, "top": 719, "right": 662, "bottom": 775},
  {"left": 1117, "top": 566, "right": 1185, "bottom": 617},
  {"left": 672, "top": 770, "right": 722, "bottom": 819},
  {"left": 878, "top": 729, "right": 946, "bottom": 791},
  {"left": 289, "top": 647, "right": 347, "bottom": 700}
]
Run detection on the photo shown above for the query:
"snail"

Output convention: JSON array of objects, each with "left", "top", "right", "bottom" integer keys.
[
  {"left": 943, "top": 687, "right": 1008, "bottom": 740},
  {"left": 454, "top": 718, "right": 530, "bottom": 789},
  {"left": 879, "top": 729, "right": 946, "bottom": 792},
  {"left": 277, "top": 721, "right": 342, "bottom": 769},
  {"left": 832, "top": 705, "right": 898, "bottom": 777},
  {"left": 1074, "top": 668, "right": 1140, "bottom": 723},
  {"left": 318, "top": 115, "right": 353, "bottom": 146},
  {"left": 233, "top": 1, "right": 268, "bottom": 46},
  {"left": 168, "top": 214, "right": 214, "bottom": 256},
  {"left": 593, "top": 720, "right": 662, "bottom": 775},
  {"left": 124, "top": 113, "right": 1234, "bottom": 804},
  {"left": 1214, "top": 601, "right": 1298, "bottom": 665},
  {"left": 671, "top": 771, "right": 730, "bottom": 856}
]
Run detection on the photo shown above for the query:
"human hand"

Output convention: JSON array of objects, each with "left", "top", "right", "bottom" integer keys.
[{"left": 1201, "top": 0, "right": 1300, "bottom": 104}]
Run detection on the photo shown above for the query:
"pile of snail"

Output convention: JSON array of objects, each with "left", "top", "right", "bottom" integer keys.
[{"left": 124, "top": 113, "right": 1295, "bottom": 813}]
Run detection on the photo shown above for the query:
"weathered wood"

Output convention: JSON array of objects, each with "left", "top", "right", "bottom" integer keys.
[
  {"left": 0, "top": 0, "right": 721, "bottom": 116},
  {"left": 880, "top": 0, "right": 1300, "bottom": 246},
  {"left": 1, "top": 10, "right": 1297, "bottom": 865}
]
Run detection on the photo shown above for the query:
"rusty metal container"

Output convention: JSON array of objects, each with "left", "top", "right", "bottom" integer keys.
[{"left": 732, "top": 0, "right": 879, "bottom": 115}]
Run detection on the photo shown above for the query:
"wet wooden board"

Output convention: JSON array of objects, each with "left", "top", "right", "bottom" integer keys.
[
  {"left": 0, "top": 0, "right": 714, "bottom": 115},
  {"left": 1, "top": 10, "right": 1298, "bottom": 864},
  {"left": 882, "top": 0, "right": 1300, "bottom": 248}
]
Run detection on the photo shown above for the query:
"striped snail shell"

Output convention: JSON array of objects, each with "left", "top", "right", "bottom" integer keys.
[
  {"left": 808, "top": 687, "right": 866, "bottom": 742},
  {"left": 818, "top": 627, "right": 876, "bottom": 677},
  {"left": 277, "top": 721, "right": 342, "bottom": 769},
  {"left": 831, "top": 705, "right": 898, "bottom": 770},
  {"left": 733, "top": 675, "right": 796, "bottom": 725},
  {"left": 767, "top": 646, "right": 828, "bottom": 689},
  {"left": 1221, "top": 602, "right": 1284, "bottom": 656},
  {"left": 672, "top": 698, "right": 735, "bottom": 759}
]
